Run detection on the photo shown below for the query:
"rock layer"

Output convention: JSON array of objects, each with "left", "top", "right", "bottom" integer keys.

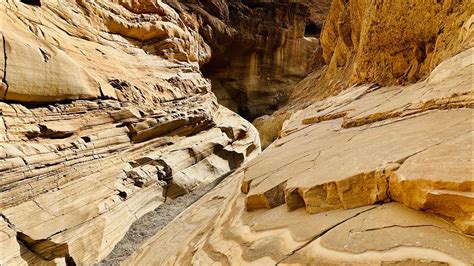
[
  {"left": 289, "top": 0, "right": 473, "bottom": 107},
  {"left": 245, "top": 48, "right": 474, "bottom": 234},
  {"left": 0, "top": 0, "right": 260, "bottom": 264},
  {"left": 258, "top": 0, "right": 473, "bottom": 149},
  {"left": 1, "top": 0, "right": 473, "bottom": 265},
  {"left": 126, "top": 48, "right": 474, "bottom": 265},
  {"left": 172, "top": 0, "right": 332, "bottom": 120}
]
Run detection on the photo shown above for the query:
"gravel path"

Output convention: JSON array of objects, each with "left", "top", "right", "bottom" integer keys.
[{"left": 98, "top": 172, "right": 233, "bottom": 265}]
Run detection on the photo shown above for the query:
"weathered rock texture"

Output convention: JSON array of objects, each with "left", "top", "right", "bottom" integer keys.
[
  {"left": 258, "top": 0, "right": 473, "bottom": 148},
  {"left": 1, "top": 0, "right": 474, "bottom": 265},
  {"left": 126, "top": 47, "right": 474, "bottom": 266},
  {"left": 291, "top": 0, "right": 473, "bottom": 106},
  {"left": 0, "top": 0, "right": 260, "bottom": 264},
  {"left": 170, "top": 0, "right": 332, "bottom": 120}
]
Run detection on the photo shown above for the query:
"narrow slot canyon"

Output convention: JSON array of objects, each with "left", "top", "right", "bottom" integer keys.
[{"left": 1, "top": 0, "right": 473, "bottom": 265}]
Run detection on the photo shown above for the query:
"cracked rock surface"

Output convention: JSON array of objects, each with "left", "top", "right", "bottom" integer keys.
[
  {"left": 126, "top": 48, "right": 474, "bottom": 265},
  {"left": 0, "top": 0, "right": 261, "bottom": 264}
]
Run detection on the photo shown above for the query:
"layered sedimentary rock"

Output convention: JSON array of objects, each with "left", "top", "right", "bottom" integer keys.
[
  {"left": 0, "top": 0, "right": 260, "bottom": 264},
  {"left": 170, "top": 0, "right": 331, "bottom": 120},
  {"left": 291, "top": 0, "right": 473, "bottom": 104},
  {"left": 2, "top": 0, "right": 474, "bottom": 265},
  {"left": 259, "top": 0, "right": 473, "bottom": 148},
  {"left": 244, "top": 48, "right": 474, "bottom": 234},
  {"left": 126, "top": 47, "right": 474, "bottom": 266}
]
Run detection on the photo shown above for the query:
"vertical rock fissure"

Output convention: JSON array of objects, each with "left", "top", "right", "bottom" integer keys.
[{"left": 1, "top": 33, "right": 9, "bottom": 99}]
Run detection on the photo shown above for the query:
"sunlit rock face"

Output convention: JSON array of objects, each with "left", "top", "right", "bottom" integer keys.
[
  {"left": 1, "top": 0, "right": 473, "bottom": 265},
  {"left": 126, "top": 46, "right": 474, "bottom": 266},
  {"left": 290, "top": 0, "right": 474, "bottom": 103},
  {"left": 256, "top": 0, "right": 473, "bottom": 148},
  {"left": 124, "top": 0, "right": 474, "bottom": 265},
  {"left": 0, "top": 0, "right": 260, "bottom": 264}
]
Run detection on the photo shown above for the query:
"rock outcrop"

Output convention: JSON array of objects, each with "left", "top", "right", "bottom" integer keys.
[
  {"left": 259, "top": 0, "right": 473, "bottom": 148},
  {"left": 0, "top": 0, "right": 260, "bottom": 264},
  {"left": 124, "top": 0, "right": 474, "bottom": 264},
  {"left": 126, "top": 47, "right": 474, "bottom": 266},
  {"left": 291, "top": 0, "right": 473, "bottom": 103},
  {"left": 170, "top": 0, "right": 332, "bottom": 120},
  {"left": 1, "top": 0, "right": 473, "bottom": 265}
]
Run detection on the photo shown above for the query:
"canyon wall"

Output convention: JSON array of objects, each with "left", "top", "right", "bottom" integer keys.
[
  {"left": 126, "top": 0, "right": 474, "bottom": 265},
  {"left": 168, "top": 0, "right": 332, "bottom": 120},
  {"left": 258, "top": 0, "right": 473, "bottom": 147},
  {"left": 0, "top": 0, "right": 260, "bottom": 264},
  {"left": 128, "top": 38, "right": 474, "bottom": 266},
  {"left": 291, "top": 0, "right": 473, "bottom": 103},
  {"left": 1, "top": 0, "right": 473, "bottom": 265}
]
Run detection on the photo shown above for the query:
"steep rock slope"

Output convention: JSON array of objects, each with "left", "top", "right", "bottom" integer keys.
[
  {"left": 0, "top": 0, "right": 260, "bottom": 264},
  {"left": 257, "top": 0, "right": 473, "bottom": 148},
  {"left": 292, "top": 0, "right": 473, "bottom": 103},
  {"left": 126, "top": 46, "right": 474, "bottom": 266},
  {"left": 168, "top": 0, "right": 332, "bottom": 120},
  {"left": 125, "top": 0, "right": 474, "bottom": 264}
]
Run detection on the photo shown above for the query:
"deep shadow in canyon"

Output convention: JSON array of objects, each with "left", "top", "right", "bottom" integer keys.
[{"left": 183, "top": 0, "right": 332, "bottom": 121}]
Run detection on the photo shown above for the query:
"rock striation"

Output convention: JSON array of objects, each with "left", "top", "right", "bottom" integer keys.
[
  {"left": 0, "top": 0, "right": 260, "bottom": 264},
  {"left": 1, "top": 0, "right": 473, "bottom": 265},
  {"left": 244, "top": 48, "right": 474, "bottom": 234},
  {"left": 126, "top": 47, "right": 474, "bottom": 266},
  {"left": 170, "top": 0, "right": 332, "bottom": 120},
  {"left": 258, "top": 0, "right": 474, "bottom": 148},
  {"left": 290, "top": 0, "right": 473, "bottom": 103}
]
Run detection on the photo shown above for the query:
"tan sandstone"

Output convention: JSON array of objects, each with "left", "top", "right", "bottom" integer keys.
[{"left": 125, "top": 47, "right": 474, "bottom": 265}]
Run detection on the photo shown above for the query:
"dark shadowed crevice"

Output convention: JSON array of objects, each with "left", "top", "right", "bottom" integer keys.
[
  {"left": 20, "top": 0, "right": 42, "bottom": 6},
  {"left": 16, "top": 231, "right": 77, "bottom": 265},
  {"left": 2, "top": 33, "right": 9, "bottom": 99},
  {"left": 304, "top": 21, "right": 322, "bottom": 37}
]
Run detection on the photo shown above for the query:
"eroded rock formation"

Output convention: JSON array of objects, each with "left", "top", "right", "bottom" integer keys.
[
  {"left": 0, "top": 0, "right": 260, "bottom": 264},
  {"left": 124, "top": 0, "right": 474, "bottom": 265},
  {"left": 291, "top": 0, "right": 473, "bottom": 102},
  {"left": 1, "top": 0, "right": 473, "bottom": 265},
  {"left": 169, "top": 0, "right": 332, "bottom": 120},
  {"left": 258, "top": 0, "right": 474, "bottom": 148},
  {"left": 126, "top": 47, "right": 474, "bottom": 266}
]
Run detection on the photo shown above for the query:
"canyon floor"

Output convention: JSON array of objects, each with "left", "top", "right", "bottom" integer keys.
[
  {"left": 1, "top": 0, "right": 473, "bottom": 265},
  {"left": 124, "top": 48, "right": 474, "bottom": 265}
]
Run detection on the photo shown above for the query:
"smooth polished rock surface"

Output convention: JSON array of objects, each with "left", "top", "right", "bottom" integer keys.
[{"left": 125, "top": 48, "right": 474, "bottom": 265}]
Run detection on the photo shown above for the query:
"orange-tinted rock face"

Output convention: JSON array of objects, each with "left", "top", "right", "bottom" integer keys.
[
  {"left": 324, "top": 0, "right": 472, "bottom": 83},
  {"left": 123, "top": 0, "right": 473, "bottom": 264},
  {"left": 125, "top": 46, "right": 474, "bottom": 266},
  {"left": 288, "top": 0, "right": 473, "bottom": 107},
  {"left": 257, "top": 0, "right": 473, "bottom": 148},
  {"left": 178, "top": 0, "right": 332, "bottom": 120}
]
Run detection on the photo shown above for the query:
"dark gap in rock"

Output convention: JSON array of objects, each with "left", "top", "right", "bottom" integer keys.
[
  {"left": 38, "top": 48, "right": 50, "bottom": 62},
  {"left": 215, "top": 145, "right": 245, "bottom": 170},
  {"left": 118, "top": 191, "right": 128, "bottom": 199},
  {"left": 246, "top": 143, "right": 257, "bottom": 157},
  {"left": 21, "top": 0, "right": 41, "bottom": 6},
  {"left": 16, "top": 231, "right": 71, "bottom": 262},
  {"left": 305, "top": 22, "right": 321, "bottom": 37},
  {"left": 65, "top": 255, "right": 77, "bottom": 266},
  {"left": 38, "top": 124, "right": 74, "bottom": 139}
]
